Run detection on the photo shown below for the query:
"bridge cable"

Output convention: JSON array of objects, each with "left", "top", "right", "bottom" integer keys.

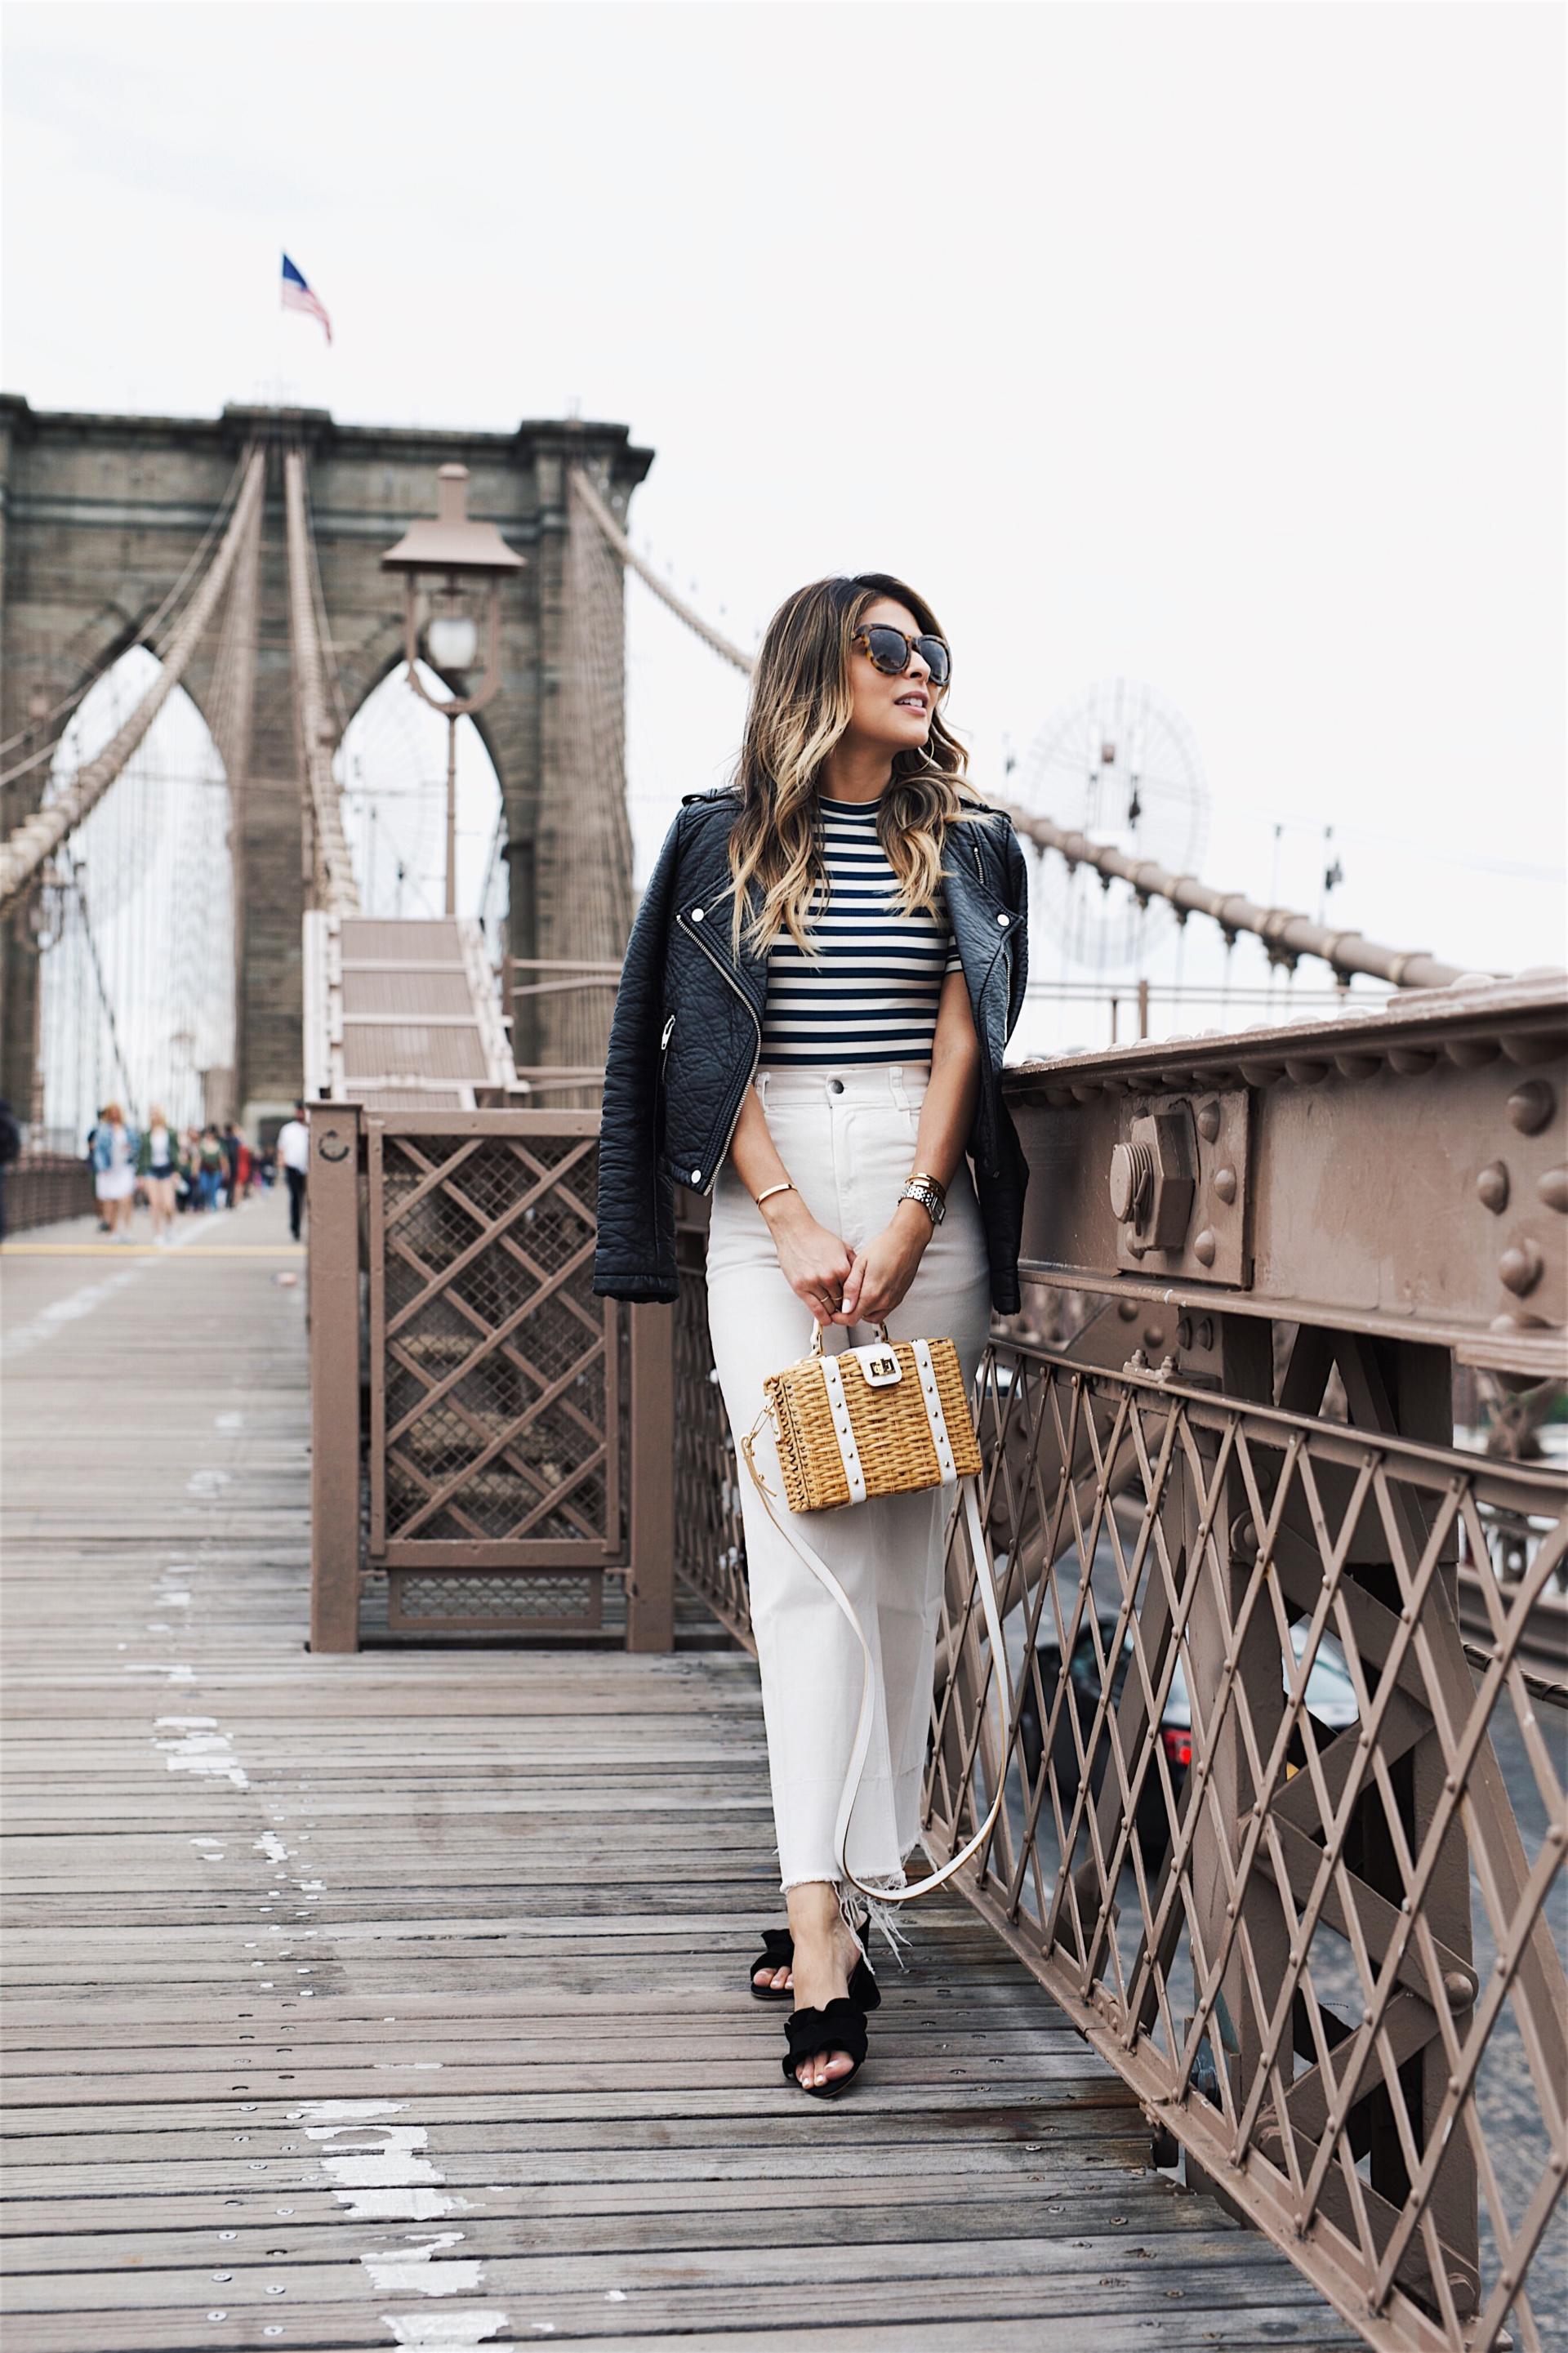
[
  {"left": 571, "top": 466, "right": 1472, "bottom": 992},
  {"left": 282, "top": 447, "right": 360, "bottom": 918},
  {"left": 0, "top": 442, "right": 254, "bottom": 779},
  {"left": 0, "top": 447, "right": 267, "bottom": 916}
]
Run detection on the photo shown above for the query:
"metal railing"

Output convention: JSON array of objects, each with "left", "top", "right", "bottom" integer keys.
[
  {"left": 928, "top": 1330, "right": 1565, "bottom": 2353},
  {"left": 305, "top": 1102, "right": 673, "bottom": 1651},
  {"left": 0, "top": 1150, "right": 94, "bottom": 1236}
]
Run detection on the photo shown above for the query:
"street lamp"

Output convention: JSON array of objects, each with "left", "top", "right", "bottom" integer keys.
[{"left": 381, "top": 465, "right": 525, "bottom": 917}]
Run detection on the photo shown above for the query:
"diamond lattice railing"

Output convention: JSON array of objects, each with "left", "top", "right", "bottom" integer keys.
[
  {"left": 920, "top": 1335, "right": 1566, "bottom": 2353},
  {"left": 370, "top": 1128, "right": 615, "bottom": 1554}
]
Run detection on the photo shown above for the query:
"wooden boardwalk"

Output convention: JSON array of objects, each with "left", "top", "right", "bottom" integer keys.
[{"left": 0, "top": 1192, "right": 1363, "bottom": 2351}]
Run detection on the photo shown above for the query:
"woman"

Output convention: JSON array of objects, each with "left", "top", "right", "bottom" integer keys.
[
  {"left": 593, "top": 575, "right": 1031, "bottom": 2098},
  {"left": 91, "top": 1103, "right": 140, "bottom": 1239},
  {"left": 136, "top": 1106, "right": 179, "bottom": 1245}
]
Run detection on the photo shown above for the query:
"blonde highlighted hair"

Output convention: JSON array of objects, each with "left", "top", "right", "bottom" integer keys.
[{"left": 721, "top": 573, "right": 991, "bottom": 965}]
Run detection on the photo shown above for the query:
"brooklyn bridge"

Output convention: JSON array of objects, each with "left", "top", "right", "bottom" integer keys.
[{"left": 0, "top": 399, "right": 1563, "bottom": 2353}]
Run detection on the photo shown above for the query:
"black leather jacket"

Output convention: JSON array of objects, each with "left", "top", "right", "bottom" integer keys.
[{"left": 591, "top": 786, "right": 1031, "bottom": 1313}]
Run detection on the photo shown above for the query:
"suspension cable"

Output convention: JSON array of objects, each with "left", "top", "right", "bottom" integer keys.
[
  {"left": 569, "top": 468, "right": 754, "bottom": 676},
  {"left": 990, "top": 795, "right": 1471, "bottom": 992},
  {"left": 576, "top": 464, "right": 1476, "bottom": 992},
  {"left": 283, "top": 447, "right": 360, "bottom": 917},
  {"left": 0, "top": 447, "right": 267, "bottom": 916},
  {"left": 70, "top": 868, "right": 139, "bottom": 1121},
  {"left": 0, "top": 443, "right": 254, "bottom": 777}
]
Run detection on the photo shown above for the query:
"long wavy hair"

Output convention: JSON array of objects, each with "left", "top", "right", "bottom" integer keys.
[{"left": 721, "top": 573, "right": 991, "bottom": 965}]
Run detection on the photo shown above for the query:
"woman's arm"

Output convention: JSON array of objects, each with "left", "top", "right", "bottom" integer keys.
[
  {"left": 838, "top": 969, "right": 981, "bottom": 1325},
  {"left": 727, "top": 1085, "right": 858, "bottom": 1328}
]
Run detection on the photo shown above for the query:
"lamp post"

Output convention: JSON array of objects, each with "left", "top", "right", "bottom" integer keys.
[{"left": 381, "top": 466, "right": 525, "bottom": 918}]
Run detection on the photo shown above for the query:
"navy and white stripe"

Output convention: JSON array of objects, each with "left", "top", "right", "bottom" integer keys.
[{"left": 759, "top": 794, "right": 963, "bottom": 1067}]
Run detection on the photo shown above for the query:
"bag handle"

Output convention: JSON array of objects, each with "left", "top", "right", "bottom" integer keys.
[{"left": 739, "top": 1415, "right": 1011, "bottom": 1907}]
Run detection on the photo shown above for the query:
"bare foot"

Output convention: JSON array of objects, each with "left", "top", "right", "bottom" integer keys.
[{"left": 786, "top": 1886, "right": 865, "bottom": 2090}]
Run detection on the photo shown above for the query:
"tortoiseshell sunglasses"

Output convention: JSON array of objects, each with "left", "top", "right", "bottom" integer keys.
[{"left": 851, "top": 624, "right": 951, "bottom": 689}]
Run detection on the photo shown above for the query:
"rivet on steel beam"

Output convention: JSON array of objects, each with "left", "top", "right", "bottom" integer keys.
[
  {"left": 1476, "top": 1161, "right": 1510, "bottom": 1214},
  {"left": 1507, "top": 1078, "right": 1555, "bottom": 1134},
  {"left": 1499, "top": 1240, "right": 1544, "bottom": 1297},
  {"left": 1211, "top": 1164, "right": 1237, "bottom": 1205},
  {"left": 1540, "top": 1166, "right": 1568, "bottom": 1213},
  {"left": 1192, "top": 1229, "right": 1218, "bottom": 1267},
  {"left": 1177, "top": 1316, "right": 1192, "bottom": 1348},
  {"left": 1196, "top": 1100, "right": 1221, "bottom": 1143},
  {"left": 1196, "top": 1317, "right": 1214, "bottom": 1348},
  {"left": 1143, "top": 1326, "right": 1165, "bottom": 1350},
  {"left": 1444, "top": 1970, "right": 1477, "bottom": 2008}
]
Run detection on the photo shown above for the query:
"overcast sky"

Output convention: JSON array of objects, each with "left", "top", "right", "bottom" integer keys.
[{"left": 3, "top": 1, "right": 1562, "bottom": 1054}]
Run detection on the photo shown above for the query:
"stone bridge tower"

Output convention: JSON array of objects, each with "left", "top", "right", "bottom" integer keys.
[{"left": 0, "top": 398, "right": 652, "bottom": 1125}]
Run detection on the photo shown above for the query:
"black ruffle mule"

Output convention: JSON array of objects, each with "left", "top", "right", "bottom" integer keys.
[
  {"left": 747, "top": 1926, "right": 880, "bottom": 2011},
  {"left": 782, "top": 1998, "right": 869, "bottom": 2097}
]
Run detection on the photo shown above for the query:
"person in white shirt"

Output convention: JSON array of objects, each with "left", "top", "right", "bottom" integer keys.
[{"left": 276, "top": 1102, "right": 310, "bottom": 1240}]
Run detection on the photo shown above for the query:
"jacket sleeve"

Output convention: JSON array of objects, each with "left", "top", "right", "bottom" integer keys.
[
  {"left": 1001, "top": 818, "right": 1031, "bottom": 1043},
  {"left": 591, "top": 805, "right": 688, "bottom": 1303}
]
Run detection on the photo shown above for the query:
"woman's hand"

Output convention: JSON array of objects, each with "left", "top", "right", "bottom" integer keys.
[
  {"left": 835, "top": 1201, "right": 934, "bottom": 1326},
  {"left": 763, "top": 1193, "right": 858, "bottom": 1327}
]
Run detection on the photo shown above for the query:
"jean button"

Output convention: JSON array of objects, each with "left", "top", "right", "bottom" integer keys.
[{"left": 828, "top": 1076, "right": 844, "bottom": 1094}]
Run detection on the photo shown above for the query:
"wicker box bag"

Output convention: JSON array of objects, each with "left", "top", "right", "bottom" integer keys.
[{"left": 740, "top": 1317, "right": 1010, "bottom": 1908}]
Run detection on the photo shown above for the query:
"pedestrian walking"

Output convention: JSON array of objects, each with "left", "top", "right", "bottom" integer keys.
[
  {"left": 91, "top": 1103, "right": 141, "bottom": 1240},
  {"left": 197, "top": 1127, "right": 225, "bottom": 1212},
  {"left": 593, "top": 574, "right": 1029, "bottom": 2097},
  {"left": 136, "top": 1105, "right": 179, "bottom": 1245},
  {"left": 276, "top": 1102, "right": 310, "bottom": 1241},
  {"left": 220, "top": 1121, "right": 243, "bottom": 1209}
]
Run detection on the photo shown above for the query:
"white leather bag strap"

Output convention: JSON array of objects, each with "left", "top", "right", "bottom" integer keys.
[{"left": 740, "top": 1415, "right": 1011, "bottom": 1907}]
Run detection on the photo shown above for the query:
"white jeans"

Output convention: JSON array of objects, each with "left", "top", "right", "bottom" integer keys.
[{"left": 704, "top": 1059, "right": 992, "bottom": 1912}]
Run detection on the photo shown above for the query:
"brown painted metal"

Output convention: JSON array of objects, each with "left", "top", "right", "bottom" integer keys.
[
  {"left": 308, "top": 1103, "right": 679, "bottom": 1647},
  {"left": 306, "top": 1101, "right": 363, "bottom": 1654},
  {"left": 0, "top": 1152, "right": 93, "bottom": 1234},
  {"left": 626, "top": 1302, "right": 676, "bottom": 1651},
  {"left": 366, "top": 1112, "right": 621, "bottom": 1571},
  {"left": 1007, "top": 972, "right": 1568, "bottom": 1379},
  {"left": 916, "top": 1329, "right": 1566, "bottom": 2353}
]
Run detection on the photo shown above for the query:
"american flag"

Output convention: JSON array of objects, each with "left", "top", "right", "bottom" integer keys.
[{"left": 280, "top": 253, "right": 332, "bottom": 345}]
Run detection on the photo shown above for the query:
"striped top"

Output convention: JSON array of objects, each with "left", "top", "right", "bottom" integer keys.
[{"left": 758, "top": 793, "right": 963, "bottom": 1067}]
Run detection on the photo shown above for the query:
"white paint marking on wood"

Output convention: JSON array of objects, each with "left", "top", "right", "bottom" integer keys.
[
  {"left": 0, "top": 1265, "right": 143, "bottom": 1360},
  {"left": 186, "top": 1468, "right": 231, "bottom": 1498},
  {"left": 154, "top": 1716, "right": 250, "bottom": 1787},
  {"left": 296, "top": 2101, "right": 500, "bottom": 2338},
  {"left": 126, "top": 1661, "right": 195, "bottom": 1682},
  {"left": 216, "top": 1410, "right": 245, "bottom": 1428},
  {"left": 256, "top": 1831, "right": 291, "bottom": 1865},
  {"left": 363, "top": 2235, "right": 483, "bottom": 2297},
  {"left": 380, "top": 2315, "right": 513, "bottom": 2350}
]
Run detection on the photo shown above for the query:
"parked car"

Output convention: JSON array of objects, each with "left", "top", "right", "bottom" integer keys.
[{"left": 1018, "top": 1609, "right": 1360, "bottom": 1867}]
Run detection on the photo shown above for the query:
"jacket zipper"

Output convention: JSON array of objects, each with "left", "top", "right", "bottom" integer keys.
[{"left": 674, "top": 911, "right": 761, "bottom": 1192}]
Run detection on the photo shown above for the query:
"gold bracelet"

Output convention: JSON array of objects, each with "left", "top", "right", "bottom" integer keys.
[
  {"left": 907, "top": 1168, "right": 947, "bottom": 1203},
  {"left": 755, "top": 1179, "right": 795, "bottom": 1208}
]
